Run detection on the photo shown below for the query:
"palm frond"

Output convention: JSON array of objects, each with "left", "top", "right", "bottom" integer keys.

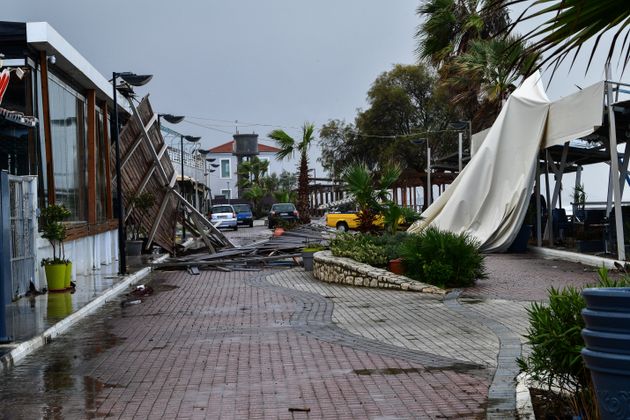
[{"left": 268, "top": 129, "right": 295, "bottom": 160}]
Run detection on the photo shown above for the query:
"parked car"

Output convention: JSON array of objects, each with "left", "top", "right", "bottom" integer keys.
[
  {"left": 232, "top": 203, "right": 254, "bottom": 227},
  {"left": 210, "top": 204, "right": 238, "bottom": 230},
  {"left": 268, "top": 203, "right": 299, "bottom": 229}
]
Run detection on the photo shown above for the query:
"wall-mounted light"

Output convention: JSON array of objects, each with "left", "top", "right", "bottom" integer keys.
[{"left": 47, "top": 55, "right": 56, "bottom": 65}]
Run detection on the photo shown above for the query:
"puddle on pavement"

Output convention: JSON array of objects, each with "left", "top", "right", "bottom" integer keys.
[
  {"left": 353, "top": 367, "right": 423, "bottom": 376},
  {"left": 348, "top": 304, "right": 371, "bottom": 309},
  {"left": 459, "top": 298, "right": 485, "bottom": 305}
]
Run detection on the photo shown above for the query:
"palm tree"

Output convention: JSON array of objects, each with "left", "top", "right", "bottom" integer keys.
[
  {"left": 416, "top": 0, "right": 509, "bottom": 67},
  {"left": 237, "top": 156, "right": 270, "bottom": 189},
  {"left": 416, "top": 0, "right": 513, "bottom": 129},
  {"left": 449, "top": 35, "right": 539, "bottom": 126},
  {"left": 507, "top": 0, "right": 630, "bottom": 77},
  {"left": 343, "top": 162, "right": 402, "bottom": 232},
  {"left": 268, "top": 123, "right": 316, "bottom": 224}
]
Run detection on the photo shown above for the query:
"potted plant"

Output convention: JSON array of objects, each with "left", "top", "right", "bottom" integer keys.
[
  {"left": 40, "top": 204, "right": 71, "bottom": 292},
  {"left": 126, "top": 191, "right": 155, "bottom": 255}
]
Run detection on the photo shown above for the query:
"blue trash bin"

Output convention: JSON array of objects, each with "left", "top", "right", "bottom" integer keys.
[{"left": 581, "top": 288, "right": 630, "bottom": 419}]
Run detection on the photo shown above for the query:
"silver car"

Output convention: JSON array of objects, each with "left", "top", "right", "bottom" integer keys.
[{"left": 210, "top": 204, "right": 238, "bottom": 230}]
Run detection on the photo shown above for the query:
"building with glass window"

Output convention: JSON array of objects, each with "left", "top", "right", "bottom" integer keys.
[
  {"left": 0, "top": 21, "right": 125, "bottom": 289},
  {"left": 206, "top": 140, "right": 283, "bottom": 199}
]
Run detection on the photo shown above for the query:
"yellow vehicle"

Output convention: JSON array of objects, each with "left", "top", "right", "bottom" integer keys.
[{"left": 325, "top": 211, "right": 386, "bottom": 231}]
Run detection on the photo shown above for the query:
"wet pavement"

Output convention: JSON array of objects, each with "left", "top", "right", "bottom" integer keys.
[{"left": 0, "top": 224, "right": 609, "bottom": 419}]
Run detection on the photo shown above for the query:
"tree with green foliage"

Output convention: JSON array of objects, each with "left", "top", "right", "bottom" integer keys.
[
  {"left": 237, "top": 156, "right": 270, "bottom": 189},
  {"left": 343, "top": 162, "right": 401, "bottom": 232},
  {"left": 268, "top": 123, "right": 315, "bottom": 224},
  {"left": 319, "top": 64, "right": 455, "bottom": 176}
]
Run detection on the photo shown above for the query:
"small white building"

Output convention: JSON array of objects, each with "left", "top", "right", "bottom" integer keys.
[{"left": 206, "top": 139, "right": 286, "bottom": 199}]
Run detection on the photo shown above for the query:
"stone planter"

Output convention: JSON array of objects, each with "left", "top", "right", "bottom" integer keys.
[{"left": 581, "top": 287, "right": 630, "bottom": 419}]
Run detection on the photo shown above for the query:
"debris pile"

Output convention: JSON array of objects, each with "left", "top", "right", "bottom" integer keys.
[{"left": 153, "top": 224, "right": 331, "bottom": 273}]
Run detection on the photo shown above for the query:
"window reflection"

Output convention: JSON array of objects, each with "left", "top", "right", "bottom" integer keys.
[{"left": 48, "top": 73, "right": 87, "bottom": 221}]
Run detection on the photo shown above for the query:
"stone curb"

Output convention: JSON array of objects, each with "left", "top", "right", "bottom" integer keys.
[
  {"left": 516, "top": 373, "right": 535, "bottom": 419},
  {"left": 0, "top": 254, "right": 168, "bottom": 373},
  {"left": 313, "top": 251, "right": 446, "bottom": 296}
]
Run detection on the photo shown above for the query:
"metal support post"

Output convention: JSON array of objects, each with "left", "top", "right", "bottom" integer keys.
[
  {"left": 458, "top": 132, "right": 463, "bottom": 172},
  {"left": 0, "top": 171, "right": 12, "bottom": 342}
]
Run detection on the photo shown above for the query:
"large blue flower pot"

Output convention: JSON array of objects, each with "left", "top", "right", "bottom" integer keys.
[{"left": 581, "top": 287, "right": 630, "bottom": 419}]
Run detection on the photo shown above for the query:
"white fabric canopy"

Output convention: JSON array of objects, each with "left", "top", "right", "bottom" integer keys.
[
  {"left": 408, "top": 73, "right": 551, "bottom": 251},
  {"left": 408, "top": 76, "right": 608, "bottom": 252}
]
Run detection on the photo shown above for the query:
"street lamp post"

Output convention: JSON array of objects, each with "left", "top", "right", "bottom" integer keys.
[
  {"left": 180, "top": 134, "right": 201, "bottom": 240},
  {"left": 112, "top": 71, "right": 152, "bottom": 275},
  {"left": 448, "top": 120, "right": 472, "bottom": 172}
]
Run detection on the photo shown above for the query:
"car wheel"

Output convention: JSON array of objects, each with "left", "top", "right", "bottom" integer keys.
[
  {"left": 249, "top": 221, "right": 254, "bottom": 228},
  {"left": 233, "top": 225, "right": 238, "bottom": 231},
  {"left": 336, "top": 222, "right": 349, "bottom": 232}
]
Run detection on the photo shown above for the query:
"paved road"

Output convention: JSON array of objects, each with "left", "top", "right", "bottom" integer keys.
[{"left": 0, "top": 229, "right": 604, "bottom": 419}]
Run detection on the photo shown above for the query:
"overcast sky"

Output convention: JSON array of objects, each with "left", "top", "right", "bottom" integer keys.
[{"left": 5, "top": 1, "right": 629, "bottom": 200}]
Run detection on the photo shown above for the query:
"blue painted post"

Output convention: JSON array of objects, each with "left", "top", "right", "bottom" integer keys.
[{"left": 0, "top": 171, "right": 13, "bottom": 342}]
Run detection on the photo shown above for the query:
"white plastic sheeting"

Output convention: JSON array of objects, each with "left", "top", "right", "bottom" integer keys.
[{"left": 408, "top": 75, "right": 607, "bottom": 251}]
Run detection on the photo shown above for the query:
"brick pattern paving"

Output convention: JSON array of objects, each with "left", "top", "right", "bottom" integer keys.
[
  {"left": 0, "top": 269, "right": 489, "bottom": 419},
  {"left": 266, "top": 269, "right": 499, "bottom": 368},
  {"left": 468, "top": 254, "right": 601, "bottom": 301}
]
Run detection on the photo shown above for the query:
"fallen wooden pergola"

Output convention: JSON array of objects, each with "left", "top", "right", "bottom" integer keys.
[
  {"left": 116, "top": 95, "right": 234, "bottom": 254},
  {"left": 153, "top": 225, "right": 330, "bottom": 272}
]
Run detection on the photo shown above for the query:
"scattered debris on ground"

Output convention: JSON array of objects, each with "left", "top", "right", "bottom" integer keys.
[{"left": 153, "top": 224, "right": 331, "bottom": 272}]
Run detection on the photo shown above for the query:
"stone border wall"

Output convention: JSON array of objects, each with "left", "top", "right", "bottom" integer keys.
[{"left": 313, "top": 251, "right": 446, "bottom": 296}]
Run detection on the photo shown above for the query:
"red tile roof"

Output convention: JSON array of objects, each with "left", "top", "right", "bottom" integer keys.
[{"left": 208, "top": 140, "right": 281, "bottom": 154}]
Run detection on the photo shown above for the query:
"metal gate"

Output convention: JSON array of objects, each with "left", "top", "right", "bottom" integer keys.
[{"left": 0, "top": 171, "right": 37, "bottom": 300}]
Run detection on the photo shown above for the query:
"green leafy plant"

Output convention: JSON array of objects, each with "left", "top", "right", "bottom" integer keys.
[
  {"left": 399, "top": 227, "right": 485, "bottom": 288},
  {"left": 518, "top": 267, "right": 630, "bottom": 417},
  {"left": 40, "top": 204, "right": 71, "bottom": 265},
  {"left": 400, "top": 207, "right": 423, "bottom": 226},
  {"left": 343, "top": 162, "right": 401, "bottom": 232},
  {"left": 126, "top": 191, "right": 155, "bottom": 240},
  {"left": 370, "top": 232, "right": 409, "bottom": 261},
  {"left": 382, "top": 202, "right": 404, "bottom": 235},
  {"left": 330, "top": 233, "right": 389, "bottom": 267}
]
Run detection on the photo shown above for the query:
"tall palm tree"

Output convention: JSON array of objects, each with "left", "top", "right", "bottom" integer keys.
[
  {"left": 343, "top": 162, "right": 402, "bottom": 232},
  {"left": 449, "top": 35, "right": 539, "bottom": 126},
  {"left": 416, "top": 0, "right": 512, "bottom": 129},
  {"left": 508, "top": 0, "right": 630, "bottom": 77},
  {"left": 268, "top": 123, "right": 316, "bottom": 224}
]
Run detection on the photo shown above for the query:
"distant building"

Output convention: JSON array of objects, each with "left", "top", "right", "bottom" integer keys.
[{"left": 206, "top": 139, "right": 284, "bottom": 199}]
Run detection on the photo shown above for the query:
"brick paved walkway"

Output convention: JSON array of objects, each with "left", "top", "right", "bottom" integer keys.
[
  {"left": 0, "top": 269, "right": 489, "bottom": 419},
  {"left": 0, "top": 252, "right": 606, "bottom": 419}
]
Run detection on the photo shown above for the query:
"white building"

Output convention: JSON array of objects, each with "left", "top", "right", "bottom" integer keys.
[{"left": 206, "top": 139, "right": 285, "bottom": 199}]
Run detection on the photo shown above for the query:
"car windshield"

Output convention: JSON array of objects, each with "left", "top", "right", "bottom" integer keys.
[
  {"left": 232, "top": 204, "right": 251, "bottom": 212},
  {"left": 212, "top": 206, "right": 233, "bottom": 213},
  {"left": 272, "top": 204, "right": 295, "bottom": 212}
]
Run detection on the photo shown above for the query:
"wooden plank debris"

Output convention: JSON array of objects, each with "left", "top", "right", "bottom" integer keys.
[{"left": 153, "top": 224, "right": 330, "bottom": 271}]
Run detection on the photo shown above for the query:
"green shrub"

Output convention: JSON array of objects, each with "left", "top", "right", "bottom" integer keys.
[
  {"left": 400, "top": 206, "right": 423, "bottom": 226},
  {"left": 518, "top": 267, "right": 630, "bottom": 417},
  {"left": 399, "top": 227, "right": 485, "bottom": 288},
  {"left": 330, "top": 233, "right": 388, "bottom": 267},
  {"left": 370, "top": 232, "right": 409, "bottom": 261}
]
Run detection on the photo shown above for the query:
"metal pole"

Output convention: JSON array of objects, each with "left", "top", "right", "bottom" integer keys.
[
  {"left": 427, "top": 144, "right": 432, "bottom": 206},
  {"left": 606, "top": 65, "right": 625, "bottom": 260},
  {"left": 112, "top": 72, "right": 126, "bottom": 275},
  {"left": 0, "top": 171, "right": 13, "bottom": 342},
  {"left": 458, "top": 132, "right": 463, "bottom": 172},
  {"left": 180, "top": 135, "right": 186, "bottom": 240}
]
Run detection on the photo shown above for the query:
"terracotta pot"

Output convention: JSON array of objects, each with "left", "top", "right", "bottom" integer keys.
[{"left": 388, "top": 258, "right": 404, "bottom": 275}]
